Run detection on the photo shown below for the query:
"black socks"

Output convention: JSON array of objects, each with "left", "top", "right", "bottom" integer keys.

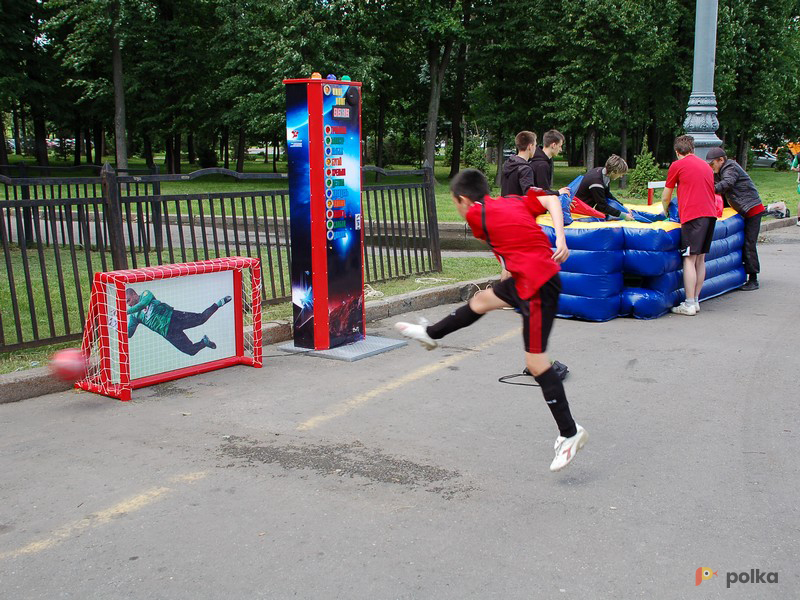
[
  {"left": 426, "top": 304, "right": 483, "bottom": 339},
  {"left": 534, "top": 366, "right": 577, "bottom": 438}
]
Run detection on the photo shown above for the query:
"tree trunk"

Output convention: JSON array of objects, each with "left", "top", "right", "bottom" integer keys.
[
  {"left": 111, "top": 22, "right": 128, "bottom": 170},
  {"left": 12, "top": 107, "right": 21, "bottom": 154},
  {"left": 449, "top": 44, "right": 467, "bottom": 178},
  {"left": 650, "top": 126, "right": 661, "bottom": 165},
  {"left": 93, "top": 123, "right": 103, "bottom": 165},
  {"left": 494, "top": 133, "right": 504, "bottom": 187},
  {"left": 143, "top": 134, "right": 154, "bottom": 169},
  {"left": 84, "top": 128, "right": 93, "bottom": 164},
  {"left": 423, "top": 40, "right": 454, "bottom": 168},
  {"left": 32, "top": 110, "right": 49, "bottom": 167},
  {"left": 584, "top": 127, "right": 596, "bottom": 169},
  {"left": 20, "top": 107, "right": 28, "bottom": 155},
  {"left": 376, "top": 91, "right": 387, "bottom": 169},
  {"left": 737, "top": 135, "right": 750, "bottom": 170},
  {"left": 187, "top": 132, "right": 196, "bottom": 164},
  {"left": 447, "top": 2, "right": 470, "bottom": 177},
  {"left": 566, "top": 132, "right": 575, "bottom": 167},
  {"left": 73, "top": 123, "right": 82, "bottom": 166},
  {"left": 272, "top": 137, "right": 278, "bottom": 172},
  {"left": 235, "top": 128, "right": 246, "bottom": 172},
  {"left": 0, "top": 114, "right": 8, "bottom": 167},
  {"left": 173, "top": 133, "right": 181, "bottom": 174},
  {"left": 164, "top": 136, "right": 173, "bottom": 174},
  {"left": 222, "top": 126, "right": 230, "bottom": 169},
  {"left": 619, "top": 125, "right": 628, "bottom": 189}
]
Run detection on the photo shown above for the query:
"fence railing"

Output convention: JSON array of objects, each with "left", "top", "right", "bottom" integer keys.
[
  {"left": 1, "top": 164, "right": 441, "bottom": 351},
  {"left": 0, "top": 162, "right": 159, "bottom": 180}
]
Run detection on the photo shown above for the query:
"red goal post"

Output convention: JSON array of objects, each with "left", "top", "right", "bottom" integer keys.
[{"left": 77, "top": 257, "right": 262, "bottom": 401}]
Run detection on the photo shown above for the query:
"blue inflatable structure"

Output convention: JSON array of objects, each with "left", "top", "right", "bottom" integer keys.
[{"left": 539, "top": 204, "right": 746, "bottom": 321}]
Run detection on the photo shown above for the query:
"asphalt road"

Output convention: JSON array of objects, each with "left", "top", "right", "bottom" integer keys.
[{"left": 1, "top": 225, "right": 798, "bottom": 600}]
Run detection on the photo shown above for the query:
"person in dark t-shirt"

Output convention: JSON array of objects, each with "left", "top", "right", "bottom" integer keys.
[
  {"left": 529, "top": 129, "right": 570, "bottom": 196},
  {"left": 501, "top": 131, "right": 539, "bottom": 197}
]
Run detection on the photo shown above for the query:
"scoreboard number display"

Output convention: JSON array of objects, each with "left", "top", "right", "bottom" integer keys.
[{"left": 332, "top": 106, "right": 350, "bottom": 119}]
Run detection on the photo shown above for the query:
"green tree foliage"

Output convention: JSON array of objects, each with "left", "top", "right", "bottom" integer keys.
[
  {"left": 714, "top": 0, "right": 800, "bottom": 167},
  {"left": 775, "top": 146, "right": 792, "bottom": 171},
  {"left": 467, "top": 0, "right": 541, "bottom": 181},
  {"left": 537, "top": 0, "right": 692, "bottom": 166},
  {"left": 462, "top": 136, "right": 487, "bottom": 173},
  {"left": 627, "top": 135, "right": 663, "bottom": 196},
  {"left": 3, "top": 0, "right": 800, "bottom": 174},
  {"left": 0, "top": 0, "right": 37, "bottom": 110}
]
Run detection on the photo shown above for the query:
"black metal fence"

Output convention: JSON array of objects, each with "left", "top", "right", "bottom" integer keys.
[{"left": 1, "top": 165, "right": 441, "bottom": 351}]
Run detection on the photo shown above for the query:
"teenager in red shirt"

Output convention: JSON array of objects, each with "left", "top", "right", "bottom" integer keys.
[
  {"left": 661, "top": 135, "right": 718, "bottom": 316},
  {"left": 395, "top": 169, "right": 588, "bottom": 472}
]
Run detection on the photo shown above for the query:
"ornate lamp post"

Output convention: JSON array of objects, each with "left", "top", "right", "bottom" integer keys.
[{"left": 684, "top": 0, "right": 722, "bottom": 160}]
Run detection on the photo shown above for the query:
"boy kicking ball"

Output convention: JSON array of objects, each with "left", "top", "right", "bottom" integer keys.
[{"left": 395, "top": 169, "right": 588, "bottom": 472}]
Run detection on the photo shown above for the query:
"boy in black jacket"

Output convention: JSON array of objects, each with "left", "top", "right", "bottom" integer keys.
[
  {"left": 529, "top": 129, "right": 570, "bottom": 196},
  {"left": 574, "top": 155, "right": 634, "bottom": 221},
  {"left": 501, "top": 131, "right": 538, "bottom": 197},
  {"left": 706, "top": 147, "right": 765, "bottom": 290}
]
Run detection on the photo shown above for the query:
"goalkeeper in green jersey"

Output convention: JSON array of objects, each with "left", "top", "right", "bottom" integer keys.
[{"left": 125, "top": 288, "right": 232, "bottom": 356}]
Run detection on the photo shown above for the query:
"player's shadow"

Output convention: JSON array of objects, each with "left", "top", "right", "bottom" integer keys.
[
  {"left": 554, "top": 470, "right": 597, "bottom": 486},
  {"left": 57, "top": 395, "right": 119, "bottom": 412}
]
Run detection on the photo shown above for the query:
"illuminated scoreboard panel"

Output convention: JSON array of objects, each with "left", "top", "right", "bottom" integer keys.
[
  {"left": 284, "top": 78, "right": 364, "bottom": 350},
  {"left": 332, "top": 107, "right": 350, "bottom": 119}
]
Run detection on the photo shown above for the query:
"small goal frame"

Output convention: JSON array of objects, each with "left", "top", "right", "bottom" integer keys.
[{"left": 76, "top": 257, "right": 262, "bottom": 401}]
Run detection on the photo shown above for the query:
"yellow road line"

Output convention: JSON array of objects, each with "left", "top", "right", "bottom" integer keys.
[
  {"left": 0, "top": 471, "right": 207, "bottom": 560},
  {"left": 297, "top": 327, "right": 520, "bottom": 431}
]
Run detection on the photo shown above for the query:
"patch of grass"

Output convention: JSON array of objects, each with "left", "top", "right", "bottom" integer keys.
[
  {"left": 747, "top": 167, "right": 800, "bottom": 208},
  {"left": 365, "top": 256, "right": 499, "bottom": 298}
]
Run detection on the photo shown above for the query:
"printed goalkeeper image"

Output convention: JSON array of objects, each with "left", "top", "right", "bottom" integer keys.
[{"left": 124, "top": 271, "right": 237, "bottom": 380}]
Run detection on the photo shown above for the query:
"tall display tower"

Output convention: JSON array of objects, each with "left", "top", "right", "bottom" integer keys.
[{"left": 283, "top": 75, "right": 365, "bottom": 350}]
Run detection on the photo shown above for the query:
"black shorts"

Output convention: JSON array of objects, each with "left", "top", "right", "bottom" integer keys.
[
  {"left": 492, "top": 274, "right": 561, "bottom": 354},
  {"left": 680, "top": 217, "right": 716, "bottom": 256}
]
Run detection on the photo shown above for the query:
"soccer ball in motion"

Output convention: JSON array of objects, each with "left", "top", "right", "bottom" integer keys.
[{"left": 50, "top": 348, "right": 88, "bottom": 382}]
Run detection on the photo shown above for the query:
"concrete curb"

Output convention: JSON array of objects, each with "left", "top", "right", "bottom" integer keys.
[
  {"left": 761, "top": 216, "right": 796, "bottom": 232},
  {"left": 0, "top": 276, "right": 499, "bottom": 405},
  {"left": 439, "top": 223, "right": 488, "bottom": 250}
]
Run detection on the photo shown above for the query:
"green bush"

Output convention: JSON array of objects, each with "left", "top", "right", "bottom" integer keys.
[
  {"left": 775, "top": 146, "right": 792, "bottom": 171},
  {"left": 463, "top": 136, "right": 487, "bottom": 173},
  {"left": 197, "top": 146, "right": 218, "bottom": 168},
  {"left": 383, "top": 133, "right": 421, "bottom": 166},
  {"left": 627, "top": 135, "right": 662, "bottom": 196},
  {"left": 746, "top": 148, "right": 755, "bottom": 171},
  {"left": 443, "top": 141, "right": 454, "bottom": 166}
]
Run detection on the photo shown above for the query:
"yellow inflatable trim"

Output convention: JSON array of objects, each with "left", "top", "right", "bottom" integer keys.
[{"left": 536, "top": 205, "right": 740, "bottom": 231}]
